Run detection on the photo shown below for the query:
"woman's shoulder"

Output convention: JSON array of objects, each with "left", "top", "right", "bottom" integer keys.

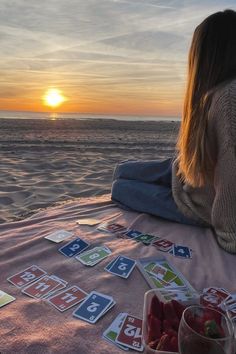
[{"left": 211, "top": 78, "right": 236, "bottom": 106}]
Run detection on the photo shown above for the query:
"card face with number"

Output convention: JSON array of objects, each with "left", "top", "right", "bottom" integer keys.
[
  {"left": 73, "top": 291, "right": 114, "bottom": 323},
  {"left": 22, "top": 275, "right": 63, "bottom": 299},
  {"left": 103, "top": 312, "right": 129, "bottom": 350},
  {"left": 0, "top": 290, "right": 16, "bottom": 308},
  {"left": 169, "top": 245, "right": 192, "bottom": 259},
  {"left": 44, "top": 230, "right": 73, "bottom": 243},
  {"left": 105, "top": 255, "right": 136, "bottom": 279},
  {"left": 125, "top": 230, "right": 143, "bottom": 239},
  {"left": 116, "top": 314, "right": 143, "bottom": 351},
  {"left": 76, "top": 246, "right": 111, "bottom": 266},
  {"left": 7, "top": 265, "right": 46, "bottom": 288},
  {"left": 47, "top": 286, "right": 87, "bottom": 312},
  {"left": 58, "top": 238, "right": 89, "bottom": 257},
  {"left": 149, "top": 264, "right": 177, "bottom": 283},
  {"left": 97, "top": 222, "right": 127, "bottom": 234},
  {"left": 134, "top": 233, "right": 157, "bottom": 245},
  {"left": 152, "top": 239, "right": 174, "bottom": 252}
]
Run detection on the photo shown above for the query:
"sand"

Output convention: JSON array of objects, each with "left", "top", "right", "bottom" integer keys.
[{"left": 0, "top": 118, "right": 179, "bottom": 224}]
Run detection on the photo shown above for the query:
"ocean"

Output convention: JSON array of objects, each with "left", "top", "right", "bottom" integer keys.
[{"left": 0, "top": 110, "right": 180, "bottom": 122}]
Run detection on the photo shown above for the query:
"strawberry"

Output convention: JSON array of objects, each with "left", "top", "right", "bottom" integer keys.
[
  {"left": 171, "top": 299, "right": 186, "bottom": 320},
  {"left": 147, "top": 314, "right": 161, "bottom": 341},
  {"left": 163, "top": 301, "right": 178, "bottom": 322},
  {"left": 150, "top": 295, "right": 163, "bottom": 320},
  {"left": 162, "top": 319, "right": 172, "bottom": 333},
  {"left": 156, "top": 334, "right": 170, "bottom": 351},
  {"left": 169, "top": 335, "right": 179, "bottom": 352},
  {"left": 148, "top": 339, "right": 159, "bottom": 349}
]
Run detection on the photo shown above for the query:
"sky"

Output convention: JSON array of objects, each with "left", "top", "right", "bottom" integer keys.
[{"left": 0, "top": 0, "right": 235, "bottom": 116}]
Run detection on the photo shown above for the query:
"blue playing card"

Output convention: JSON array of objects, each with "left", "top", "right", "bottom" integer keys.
[
  {"left": 73, "top": 291, "right": 114, "bottom": 323},
  {"left": 105, "top": 255, "right": 136, "bottom": 278},
  {"left": 171, "top": 245, "right": 192, "bottom": 259},
  {"left": 58, "top": 238, "right": 89, "bottom": 257},
  {"left": 125, "top": 230, "right": 142, "bottom": 239}
]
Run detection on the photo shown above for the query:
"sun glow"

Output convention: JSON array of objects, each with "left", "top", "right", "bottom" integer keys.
[{"left": 43, "top": 89, "right": 65, "bottom": 108}]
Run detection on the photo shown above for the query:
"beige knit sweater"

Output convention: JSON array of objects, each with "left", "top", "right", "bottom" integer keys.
[{"left": 172, "top": 79, "right": 236, "bottom": 254}]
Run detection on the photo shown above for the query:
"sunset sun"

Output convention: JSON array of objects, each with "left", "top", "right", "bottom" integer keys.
[{"left": 43, "top": 89, "right": 65, "bottom": 108}]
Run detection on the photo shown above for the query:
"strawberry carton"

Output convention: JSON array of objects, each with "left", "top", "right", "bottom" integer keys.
[{"left": 143, "top": 289, "right": 200, "bottom": 354}]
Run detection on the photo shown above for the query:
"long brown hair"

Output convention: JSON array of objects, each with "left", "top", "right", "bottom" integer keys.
[{"left": 177, "top": 9, "right": 236, "bottom": 187}]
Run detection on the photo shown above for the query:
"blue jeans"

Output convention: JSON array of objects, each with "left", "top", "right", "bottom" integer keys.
[{"left": 111, "top": 158, "right": 197, "bottom": 226}]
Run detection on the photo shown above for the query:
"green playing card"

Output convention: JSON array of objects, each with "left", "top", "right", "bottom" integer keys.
[
  {"left": 0, "top": 290, "right": 16, "bottom": 308},
  {"left": 76, "top": 246, "right": 111, "bottom": 266},
  {"left": 134, "top": 234, "right": 157, "bottom": 245}
]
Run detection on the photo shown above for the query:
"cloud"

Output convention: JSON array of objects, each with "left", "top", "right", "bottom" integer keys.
[{"left": 0, "top": 0, "right": 235, "bottom": 114}]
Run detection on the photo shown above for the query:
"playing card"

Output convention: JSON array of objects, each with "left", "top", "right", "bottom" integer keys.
[
  {"left": 169, "top": 245, "right": 192, "bottom": 259},
  {"left": 125, "top": 230, "right": 143, "bottom": 239},
  {"left": 105, "top": 255, "right": 136, "bottom": 279},
  {"left": 58, "top": 238, "right": 90, "bottom": 257},
  {"left": 149, "top": 264, "right": 177, "bottom": 283},
  {"left": 73, "top": 291, "right": 115, "bottom": 323},
  {"left": 44, "top": 230, "right": 73, "bottom": 243},
  {"left": 7, "top": 265, "right": 46, "bottom": 288},
  {"left": 97, "top": 222, "right": 127, "bottom": 234},
  {"left": 22, "top": 275, "right": 63, "bottom": 299},
  {"left": 75, "top": 246, "right": 112, "bottom": 266},
  {"left": 0, "top": 290, "right": 16, "bottom": 308},
  {"left": 134, "top": 233, "right": 157, "bottom": 245},
  {"left": 152, "top": 239, "right": 174, "bottom": 252},
  {"left": 76, "top": 218, "right": 100, "bottom": 226},
  {"left": 103, "top": 312, "right": 129, "bottom": 351},
  {"left": 44, "top": 275, "right": 68, "bottom": 297},
  {"left": 47, "top": 286, "right": 87, "bottom": 312},
  {"left": 201, "top": 287, "right": 230, "bottom": 308},
  {"left": 116, "top": 314, "right": 143, "bottom": 352}
]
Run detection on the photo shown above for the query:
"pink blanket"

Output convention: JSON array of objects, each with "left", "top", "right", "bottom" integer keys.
[{"left": 0, "top": 195, "right": 235, "bottom": 354}]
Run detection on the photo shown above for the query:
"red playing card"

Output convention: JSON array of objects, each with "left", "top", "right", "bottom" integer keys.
[
  {"left": 200, "top": 287, "right": 230, "bottom": 308},
  {"left": 48, "top": 286, "right": 87, "bottom": 312},
  {"left": 116, "top": 315, "right": 143, "bottom": 352},
  {"left": 206, "top": 287, "right": 229, "bottom": 301},
  {"left": 22, "top": 275, "right": 62, "bottom": 299},
  {"left": 7, "top": 265, "right": 46, "bottom": 288},
  {"left": 152, "top": 239, "right": 174, "bottom": 252}
]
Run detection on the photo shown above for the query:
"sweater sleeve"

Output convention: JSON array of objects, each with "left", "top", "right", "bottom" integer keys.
[
  {"left": 211, "top": 83, "right": 236, "bottom": 253},
  {"left": 212, "top": 146, "right": 236, "bottom": 253}
]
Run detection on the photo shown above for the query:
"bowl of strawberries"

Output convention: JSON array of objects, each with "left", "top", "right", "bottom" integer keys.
[
  {"left": 143, "top": 290, "right": 234, "bottom": 354},
  {"left": 143, "top": 289, "right": 187, "bottom": 353}
]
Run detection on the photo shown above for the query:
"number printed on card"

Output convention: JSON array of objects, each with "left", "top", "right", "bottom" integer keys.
[
  {"left": 105, "top": 255, "right": 136, "bottom": 279},
  {"left": 7, "top": 265, "right": 47, "bottom": 288},
  {"left": 48, "top": 286, "right": 87, "bottom": 312},
  {"left": 116, "top": 315, "right": 143, "bottom": 351},
  {"left": 73, "top": 291, "right": 114, "bottom": 323},
  {"left": 22, "top": 275, "right": 62, "bottom": 299},
  {"left": 59, "top": 238, "right": 89, "bottom": 257}
]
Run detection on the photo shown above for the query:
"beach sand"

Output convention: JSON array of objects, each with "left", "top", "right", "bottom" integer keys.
[{"left": 0, "top": 118, "right": 179, "bottom": 224}]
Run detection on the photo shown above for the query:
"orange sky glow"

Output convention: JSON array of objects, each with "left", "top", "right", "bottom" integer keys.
[{"left": 0, "top": 1, "right": 234, "bottom": 117}]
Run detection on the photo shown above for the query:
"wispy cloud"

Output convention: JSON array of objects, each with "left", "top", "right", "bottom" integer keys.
[{"left": 0, "top": 0, "right": 235, "bottom": 114}]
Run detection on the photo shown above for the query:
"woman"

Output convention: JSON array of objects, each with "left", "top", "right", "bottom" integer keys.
[{"left": 111, "top": 9, "right": 236, "bottom": 254}]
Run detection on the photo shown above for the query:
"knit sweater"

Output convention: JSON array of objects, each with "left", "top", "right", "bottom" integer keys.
[{"left": 172, "top": 79, "right": 236, "bottom": 254}]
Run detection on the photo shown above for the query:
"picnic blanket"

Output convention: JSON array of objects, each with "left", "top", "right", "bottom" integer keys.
[{"left": 0, "top": 194, "right": 235, "bottom": 354}]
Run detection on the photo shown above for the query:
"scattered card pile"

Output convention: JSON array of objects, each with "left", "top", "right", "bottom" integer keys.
[
  {"left": 137, "top": 256, "right": 198, "bottom": 303},
  {"left": 201, "top": 286, "right": 236, "bottom": 321},
  {"left": 103, "top": 313, "right": 144, "bottom": 352},
  {"left": 7, "top": 265, "right": 87, "bottom": 312},
  {"left": 96, "top": 222, "right": 193, "bottom": 259}
]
